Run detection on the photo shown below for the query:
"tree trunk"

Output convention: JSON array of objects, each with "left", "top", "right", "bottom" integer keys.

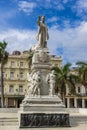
[{"left": 1, "top": 63, "right": 4, "bottom": 108}]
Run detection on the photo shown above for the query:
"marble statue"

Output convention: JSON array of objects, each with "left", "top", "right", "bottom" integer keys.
[
  {"left": 26, "top": 71, "right": 41, "bottom": 96},
  {"left": 36, "top": 16, "right": 49, "bottom": 48},
  {"left": 32, "top": 50, "right": 39, "bottom": 64},
  {"left": 26, "top": 72, "right": 34, "bottom": 96},
  {"left": 46, "top": 70, "right": 56, "bottom": 96},
  {"left": 33, "top": 71, "right": 41, "bottom": 95}
]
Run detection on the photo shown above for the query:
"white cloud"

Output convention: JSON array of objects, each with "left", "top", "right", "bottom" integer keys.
[
  {"left": 18, "top": 1, "right": 36, "bottom": 15},
  {"left": 0, "top": 29, "right": 36, "bottom": 53},
  {"left": 56, "top": 3, "right": 65, "bottom": 10},
  {"left": 47, "top": 16, "right": 58, "bottom": 23},
  {"left": 62, "top": 0, "right": 69, "bottom": 4},
  {"left": 48, "top": 21, "right": 87, "bottom": 64},
  {"left": 73, "top": 0, "right": 87, "bottom": 17},
  {"left": 77, "top": 0, "right": 87, "bottom": 9},
  {"left": 0, "top": 21, "right": 87, "bottom": 64}
]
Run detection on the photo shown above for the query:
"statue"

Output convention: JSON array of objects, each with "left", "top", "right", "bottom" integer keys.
[
  {"left": 32, "top": 50, "right": 39, "bottom": 64},
  {"left": 33, "top": 71, "right": 41, "bottom": 95},
  {"left": 36, "top": 16, "right": 49, "bottom": 48},
  {"left": 26, "top": 72, "right": 34, "bottom": 96},
  {"left": 46, "top": 70, "right": 56, "bottom": 96},
  {"left": 26, "top": 71, "right": 41, "bottom": 96}
]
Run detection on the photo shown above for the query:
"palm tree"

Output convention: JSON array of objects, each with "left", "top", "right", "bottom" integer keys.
[
  {"left": 0, "top": 41, "right": 9, "bottom": 108},
  {"left": 52, "top": 63, "right": 78, "bottom": 102},
  {"left": 76, "top": 61, "right": 87, "bottom": 85}
]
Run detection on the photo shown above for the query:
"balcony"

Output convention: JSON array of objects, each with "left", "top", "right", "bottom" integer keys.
[{"left": 76, "top": 93, "right": 87, "bottom": 97}]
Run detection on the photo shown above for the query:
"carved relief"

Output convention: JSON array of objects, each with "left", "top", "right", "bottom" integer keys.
[{"left": 46, "top": 70, "right": 56, "bottom": 96}]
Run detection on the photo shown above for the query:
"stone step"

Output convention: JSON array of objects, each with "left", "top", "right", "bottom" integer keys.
[
  {"left": 0, "top": 118, "right": 18, "bottom": 125},
  {"left": 0, "top": 115, "right": 87, "bottom": 126}
]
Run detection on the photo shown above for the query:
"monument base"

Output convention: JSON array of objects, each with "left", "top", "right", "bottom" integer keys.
[
  {"left": 18, "top": 96, "right": 70, "bottom": 128},
  {"left": 19, "top": 112, "right": 70, "bottom": 128}
]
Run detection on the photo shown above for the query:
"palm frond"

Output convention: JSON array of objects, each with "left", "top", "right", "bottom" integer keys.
[
  {"left": 63, "top": 63, "right": 71, "bottom": 73},
  {"left": 52, "top": 66, "right": 62, "bottom": 74},
  {"left": 76, "top": 61, "right": 87, "bottom": 67}
]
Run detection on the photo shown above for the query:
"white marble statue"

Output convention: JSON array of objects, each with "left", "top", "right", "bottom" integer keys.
[
  {"left": 46, "top": 70, "right": 56, "bottom": 96},
  {"left": 26, "top": 72, "right": 34, "bottom": 96},
  {"left": 36, "top": 16, "right": 49, "bottom": 48},
  {"left": 33, "top": 71, "right": 41, "bottom": 95},
  {"left": 32, "top": 50, "right": 39, "bottom": 64},
  {"left": 26, "top": 71, "right": 41, "bottom": 96}
]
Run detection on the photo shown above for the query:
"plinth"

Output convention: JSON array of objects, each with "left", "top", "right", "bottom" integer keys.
[{"left": 18, "top": 96, "right": 70, "bottom": 128}]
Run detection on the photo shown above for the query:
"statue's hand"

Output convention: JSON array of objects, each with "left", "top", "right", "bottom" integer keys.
[{"left": 37, "top": 16, "right": 41, "bottom": 25}]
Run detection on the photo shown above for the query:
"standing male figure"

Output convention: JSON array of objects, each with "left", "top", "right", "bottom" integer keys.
[{"left": 36, "top": 16, "right": 49, "bottom": 48}]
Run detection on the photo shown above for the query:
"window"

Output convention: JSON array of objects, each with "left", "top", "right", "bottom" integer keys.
[
  {"left": 9, "top": 85, "right": 14, "bottom": 93},
  {"left": 78, "top": 87, "right": 81, "bottom": 93},
  {"left": 19, "top": 72, "right": 23, "bottom": 79},
  {"left": 11, "top": 61, "right": 14, "bottom": 68},
  {"left": 20, "top": 62, "right": 24, "bottom": 68},
  {"left": 10, "top": 72, "right": 14, "bottom": 79},
  {"left": 19, "top": 85, "right": 23, "bottom": 93},
  {"left": 8, "top": 98, "right": 14, "bottom": 107}
]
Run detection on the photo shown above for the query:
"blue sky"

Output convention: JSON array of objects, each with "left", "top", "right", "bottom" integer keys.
[{"left": 0, "top": 0, "right": 87, "bottom": 65}]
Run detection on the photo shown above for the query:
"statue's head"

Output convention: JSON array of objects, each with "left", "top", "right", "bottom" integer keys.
[{"left": 42, "top": 16, "right": 45, "bottom": 22}]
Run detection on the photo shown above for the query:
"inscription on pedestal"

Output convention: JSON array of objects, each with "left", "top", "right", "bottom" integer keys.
[{"left": 20, "top": 113, "right": 70, "bottom": 128}]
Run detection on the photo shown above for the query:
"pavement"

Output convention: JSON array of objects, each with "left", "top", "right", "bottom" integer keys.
[{"left": 0, "top": 125, "right": 87, "bottom": 130}]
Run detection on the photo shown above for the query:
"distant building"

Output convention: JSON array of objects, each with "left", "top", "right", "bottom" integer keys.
[{"left": 65, "top": 67, "right": 87, "bottom": 108}]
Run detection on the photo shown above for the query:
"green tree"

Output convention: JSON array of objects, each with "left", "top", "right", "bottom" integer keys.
[
  {"left": 0, "top": 41, "right": 9, "bottom": 108},
  {"left": 52, "top": 63, "right": 78, "bottom": 102},
  {"left": 76, "top": 61, "right": 87, "bottom": 85}
]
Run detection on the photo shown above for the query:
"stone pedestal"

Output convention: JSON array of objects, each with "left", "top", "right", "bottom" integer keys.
[
  {"left": 18, "top": 96, "right": 70, "bottom": 127},
  {"left": 18, "top": 49, "right": 70, "bottom": 127}
]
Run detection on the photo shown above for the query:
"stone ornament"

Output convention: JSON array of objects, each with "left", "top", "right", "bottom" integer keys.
[
  {"left": 32, "top": 49, "right": 50, "bottom": 64},
  {"left": 38, "top": 50, "right": 50, "bottom": 63},
  {"left": 46, "top": 70, "right": 56, "bottom": 96},
  {"left": 26, "top": 71, "right": 41, "bottom": 96}
]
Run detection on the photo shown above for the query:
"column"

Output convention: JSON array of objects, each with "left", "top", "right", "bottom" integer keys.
[
  {"left": 82, "top": 99, "right": 85, "bottom": 108},
  {"left": 74, "top": 98, "right": 77, "bottom": 108},
  {"left": 14, "top": 99, "right": 16, "bottom": 108},
  {"left": 67, "top": 98, "right": 70, "bottom": 108},
  {"left": 4, "top": 97, "right": 8, "bottom": 108}
]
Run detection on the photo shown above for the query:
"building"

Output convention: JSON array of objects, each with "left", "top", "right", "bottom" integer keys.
[
  {"left": 1, "top": 51, "right": 87, "bottom": 108},
  {"left": 0, "top": 51, "right": 62, "bottom": 108},
  {"left": 65, "top": 67, "right": 87, "bottom": 108}
]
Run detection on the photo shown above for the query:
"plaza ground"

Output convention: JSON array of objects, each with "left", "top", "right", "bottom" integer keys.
[
  {"left": 0, "top": 108, "right": 87, "bottom": 130},
  {"left": 0, "top": 124, "right": 87, "bottom": 130}
]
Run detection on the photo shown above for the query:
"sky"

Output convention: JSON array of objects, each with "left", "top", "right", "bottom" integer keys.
[{"left": 0, "top": 0, "right": 87, "bottom": 65}]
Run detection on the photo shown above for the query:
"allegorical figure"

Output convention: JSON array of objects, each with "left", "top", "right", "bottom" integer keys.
[
  {"left": 36, "top": 16, "right": 49, "bottom": 48},
  {"left": 46, "top": 70, "right": 56, "bottom": 96},
  {"left": 33, "top": 71, "right": 41, "bottom": 95},
  {"left": 26, "top": 71, "right": 41, "bottom": 96},
  {"left": 26, "top": 72, "right": 34, "bottom": 96}
]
